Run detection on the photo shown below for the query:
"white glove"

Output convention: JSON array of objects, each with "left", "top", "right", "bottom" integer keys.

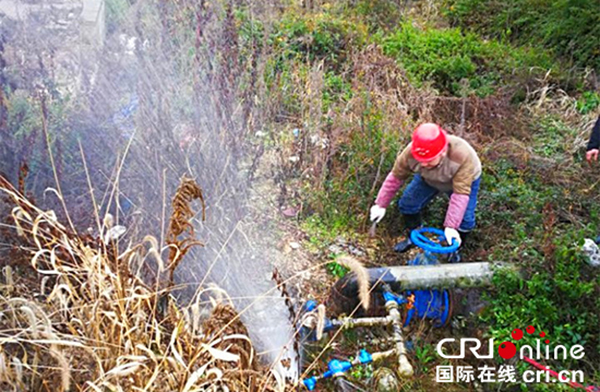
[
  {"left": 444, "top": 227, "right": 461, "bottom": 247},
  {"left": 370, "top": 205, "right": 386, "bottom": 223}
]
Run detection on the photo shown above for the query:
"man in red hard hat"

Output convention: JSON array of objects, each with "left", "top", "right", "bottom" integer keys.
[{"left": 369, "top": 123, "right": 481, "bottom": 262}]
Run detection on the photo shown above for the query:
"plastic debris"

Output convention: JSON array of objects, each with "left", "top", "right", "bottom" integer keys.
[
  {"left": 582, "top": 238, "right": 600, "bottom": 267},
  {"left": 281, "top": 207, "right": 299, "bottom": 218},
  {"left": 103, "top": 225, "right": 127, "bottom": 243}
]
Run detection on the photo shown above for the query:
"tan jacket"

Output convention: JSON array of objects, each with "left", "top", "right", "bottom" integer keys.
[{"left": 391, "top": 135, "right": 481, "bottom": 194}]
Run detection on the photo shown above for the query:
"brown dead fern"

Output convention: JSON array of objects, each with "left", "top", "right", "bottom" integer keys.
[{"left": 165, "top": 176, "right": 206, "bottom": 286}]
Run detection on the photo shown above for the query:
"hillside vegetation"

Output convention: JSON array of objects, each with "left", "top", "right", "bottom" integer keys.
[
  {"left": 0, "top": 0, "right": 598, "bottom": 391},
  {"left": 263, "top": 1, "right": 599, "bottom": 390}
]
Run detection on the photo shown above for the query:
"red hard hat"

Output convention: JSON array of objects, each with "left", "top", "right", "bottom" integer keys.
[{"left": 411, "top": 123, "right": 447, "bottom": 163}]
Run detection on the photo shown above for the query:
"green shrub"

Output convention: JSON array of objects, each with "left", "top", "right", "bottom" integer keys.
[
  {"left": 105, "top": 0, "right": 130, "bottom": 34},
  {"left": 443, "top": 0, "right": 600, "bottom": 70},
  {"left": 271, "top": 13, "right": 368, "bottom": 68},
  {"left": 576, "top": 91, "right": 600, "bottom": 115},
  {"left": 327, "top": 261, "right": 349, "bottom": 278},
  {"left": 483, "top": 239, "right": 598, "bottom": 372},
  {"left": 380, "top": 22, "right": 555, "bottom": 96},
  {"left": 531, "top": 117, "right": 578, "bottom": 159},
  {"left": 352, "top": 0, "right": 404, "bottom": 33},
  {"left": 8, "top": 93, "right": 41, "bottom": 138},
  {"left": 323, "top": 71, "right": 353, "bottom": 110},
  {"left": 475, "top": 133, "right": 600, "bottom": 381}
]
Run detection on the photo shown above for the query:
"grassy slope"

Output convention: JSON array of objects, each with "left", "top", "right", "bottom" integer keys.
[
  {"left": 1, "top": 0, "right": 598, "bottom": 390},
  {"left": 262, "top": 1, "right": 600, "bottom": 390}
]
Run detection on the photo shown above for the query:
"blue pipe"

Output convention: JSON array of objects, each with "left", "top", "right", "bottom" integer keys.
[{"left": 302, "top": 349, "right": 373, "bottom": 391}]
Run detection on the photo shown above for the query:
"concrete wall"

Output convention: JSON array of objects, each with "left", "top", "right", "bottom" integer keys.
[
  {"left": 81, "top": 0, "right": 106, "bottom": 48},
  {"left": 0, "top": 0, "right": 106, "bottom": 94},
  {"left": 0, "top": 0, "right": 105, "bottom": 48}
]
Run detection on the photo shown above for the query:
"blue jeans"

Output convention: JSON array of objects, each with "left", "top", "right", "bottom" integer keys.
[{"left": 398, "top": 175, "right": 481, "bottom": 232}]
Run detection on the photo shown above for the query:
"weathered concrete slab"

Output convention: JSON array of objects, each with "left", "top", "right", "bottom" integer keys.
[{"left": 0, "top": 0, "right": 105, "bottom": 47}]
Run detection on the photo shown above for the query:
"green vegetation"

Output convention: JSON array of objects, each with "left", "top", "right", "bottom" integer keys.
[
  {"left": 271, "top": 12, "right": 368, "bottom": 67},
  {"left": 2, "top": 0, "right": 599, "bottom": 390},
  {"left": 105, "top": 0, "right": 130, "bottom": 33},
  {"left": 443, "top": 0, "right": 600, "bottom": 70},
  {"left": 381, "top": 22, "right": 555, "bottom": 96},
  {"left": 577, "top": 91, "right": 600, "bottom": 115},
  {"left": 348, "top": 0, "right": 405, "bottom": 32},
  {"left": 266, "top": 2, "right": 599, "bottom": 389},
  {"left": 413, "top": 343, "right": 437, "bottom": 374},
  {"left": 304, "top": 104, "right": 404, "bottom": 229}
]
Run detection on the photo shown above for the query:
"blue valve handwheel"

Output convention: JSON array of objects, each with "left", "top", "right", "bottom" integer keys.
[{"left": 410, "top": 227, "right": 459, "bottom": 254}]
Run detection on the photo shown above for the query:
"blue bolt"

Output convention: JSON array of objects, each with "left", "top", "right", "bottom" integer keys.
[
  {"left": 358, "top": 349, "right": 372, "bottom": 364},
  {"left": 303, "top": 377, "right": 317, "bottom": 390},
  {"left": 328, "top": 359, "right": 352, "bottom": 376},
  {"left": 304, "top": 300, "right": 317, "bottom": 312}
]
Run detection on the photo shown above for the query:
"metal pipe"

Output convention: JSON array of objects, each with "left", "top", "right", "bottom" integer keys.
[
  {"left": 384, "top": 297, "right": 413, "bottom": 376},
  {"left": 301, "top": 349, "right": 399, "bottom": 390},
  {"left": 329, "top": 262, "right": 516, "bottom": 315},
  {"left": 332, "top": 316, "right": 390, "bottom": 329}
]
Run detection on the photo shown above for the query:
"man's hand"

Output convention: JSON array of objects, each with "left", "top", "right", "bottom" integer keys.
[
  {"left": 587, "top": 149, "right": 599, "bottom": 163},
  {"left": 444, "top": 227, "right": 461, "bottom": 247},
  {"left": 370, "top": 205, "right": 386, "bottom": 223}
]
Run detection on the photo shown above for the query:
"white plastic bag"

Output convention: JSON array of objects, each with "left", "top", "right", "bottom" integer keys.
[{"left": 582, "top": 239, "right": 600, "bottom": 267}]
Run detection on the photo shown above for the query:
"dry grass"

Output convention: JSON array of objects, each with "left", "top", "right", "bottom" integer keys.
[
  {"left": 335, "top": 255, "right": 370, "bottom": 311},
  {"left": 0, "top": 176, "right": 289, "bottom": 392}
]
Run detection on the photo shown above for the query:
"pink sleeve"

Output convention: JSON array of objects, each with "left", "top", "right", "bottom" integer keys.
[
  {"left": 375, "top": 172, "right": 403, "bottom": 208},
  {"left": 444, "top": 193, "right": 470, "bottom": 229}
]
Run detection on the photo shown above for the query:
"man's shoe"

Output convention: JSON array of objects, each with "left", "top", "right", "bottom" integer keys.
[
  {"left": 394, "top": 238, "right": 414, "bottom": 253},
  {"left": 448, "top": 251, "right": 462, "bottom": 263},
  {"left": 447, "top": 231, "right": 469, "bottom": 263}
]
